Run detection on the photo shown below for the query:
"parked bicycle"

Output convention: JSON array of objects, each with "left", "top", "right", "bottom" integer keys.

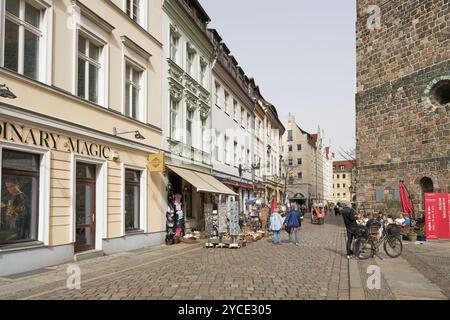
[{"left": 355, "top": 223, "right": 403, "bottom": 260}]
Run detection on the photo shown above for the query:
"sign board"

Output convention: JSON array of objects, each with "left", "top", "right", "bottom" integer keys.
[
  {"left": 425, "top": 193, "right": 450, "bottom": 240},
  {"left": 148, "top": 153, "right": 164, "bottom": 172}
]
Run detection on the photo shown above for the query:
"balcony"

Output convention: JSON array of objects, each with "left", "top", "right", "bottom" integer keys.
[{"left": 168, "top": 138, "right": 211, "bottom": 165}]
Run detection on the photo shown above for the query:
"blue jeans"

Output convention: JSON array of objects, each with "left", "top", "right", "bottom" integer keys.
[
  {"left": 346, "top": 229, "right": 361, "bottom": 256},
  {"left": 272, "top": 230, "right": 281, "bottom": 244}
]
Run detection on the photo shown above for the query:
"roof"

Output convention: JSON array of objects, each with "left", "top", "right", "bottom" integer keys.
[{"left": 333, "top": 160, "right": 355, "bottom": 172}]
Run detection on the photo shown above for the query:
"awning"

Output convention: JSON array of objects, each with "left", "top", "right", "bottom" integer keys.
[{"left": 167, "top": 165, "right": 238, "bottom": 196}]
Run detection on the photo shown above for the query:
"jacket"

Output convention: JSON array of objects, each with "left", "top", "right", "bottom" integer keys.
[
  {"left": 342, "top": 207, "right": 358, "bottom": 231},
  {"left": 270, "top": 212, "right": 283, "bottom": 231},
  {"left": 285, "top": 210, "right": 301, "bottom": 228}
]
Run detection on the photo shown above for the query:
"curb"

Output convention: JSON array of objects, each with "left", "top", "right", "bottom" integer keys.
[{"left": 349, "top": 259, "right": 366, "bottom": 300}]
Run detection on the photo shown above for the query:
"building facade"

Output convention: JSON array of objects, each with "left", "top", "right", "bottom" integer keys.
[
  {"left": 161, "top": 0, "right": 237, "bottom": 233},
  {"left": 0, "top": 0, "right": 166, "bottom": 276},
  {"left": 333, "top": 160, "right": 356, "bottom": 204},
  {"left": 209, "top": 29, "right": 255, "bottom": 214},
  {"left": 356, "top": 0, "right": 450, "bottom": 212},
  {"left": 282, "top": 114, "right": 334, "bottom": 208}
]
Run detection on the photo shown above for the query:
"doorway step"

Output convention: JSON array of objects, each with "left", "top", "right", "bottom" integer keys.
[{"left": 74, "top": 250, "right": 105, "bottom": 262}]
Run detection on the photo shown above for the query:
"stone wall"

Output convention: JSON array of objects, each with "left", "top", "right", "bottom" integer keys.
[{"left": 356, "top": 0, "right": 450, "bottom": 212}]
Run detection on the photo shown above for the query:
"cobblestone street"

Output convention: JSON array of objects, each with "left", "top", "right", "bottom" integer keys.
[{"left": 0, "top": 214, "right": 349, "bottom": 300}]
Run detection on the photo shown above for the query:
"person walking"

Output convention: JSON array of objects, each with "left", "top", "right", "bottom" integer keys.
[
  {"left": 341, "top": 202, "right": 360, "bottom": 259},
  {"left": 270, "top": 210, "right": 283, "bottom": 245},
  {"left": 284, "top": 204, "right": 302, "bottom": 245}
]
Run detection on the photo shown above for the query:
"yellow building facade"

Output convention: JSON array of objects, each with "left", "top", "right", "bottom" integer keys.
[
  {"left": 0, "top": 0, "right": 165, "bottom": 276},
  {"left": 332, "top": 161, "right": 355, "bottom": 204}
]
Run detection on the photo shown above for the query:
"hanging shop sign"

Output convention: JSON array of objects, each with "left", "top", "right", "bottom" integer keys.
[
  {"left": 0, "top": 121, "right": 114, "bottom": 160},
  {"left": 425, "top": 193, "right": 450, "bottom": 240},
  {"left": 147, "top": 153, "right": 165, "bottom": 172}
]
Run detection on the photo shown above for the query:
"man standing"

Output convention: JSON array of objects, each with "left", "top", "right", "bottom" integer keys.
[
  {"left": 285, "top": 204, "right": 302, "bottom": 245},
  {"left": 341, "top": 202, "right": 358, "bottom": 259}
]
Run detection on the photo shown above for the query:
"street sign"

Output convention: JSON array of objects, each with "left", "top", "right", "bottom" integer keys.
[{"left": 148, "top": 153, "right": 165, "bottom": 172}]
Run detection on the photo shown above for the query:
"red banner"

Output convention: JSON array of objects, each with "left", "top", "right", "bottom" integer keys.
[{"left": 425, "top": 193, "right": 450, "bottom": 240}]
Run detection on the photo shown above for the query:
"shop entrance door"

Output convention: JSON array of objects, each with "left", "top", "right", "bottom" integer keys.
[{"left": 75, "top": 163, "right": 97, "bottom": 253}]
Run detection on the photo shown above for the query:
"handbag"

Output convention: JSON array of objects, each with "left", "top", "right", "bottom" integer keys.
[{"left": 285, "top": 225, "right": 291, "bottom": 233}]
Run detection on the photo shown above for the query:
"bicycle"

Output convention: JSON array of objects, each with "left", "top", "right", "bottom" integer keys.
[{"left": 356, "top": 223, "right": 403, "bottom": 260}]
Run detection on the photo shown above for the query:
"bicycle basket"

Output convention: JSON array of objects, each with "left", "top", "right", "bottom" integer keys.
[
  {"left": 387, "top": 224, "right": 401, "bottom": 236},
  {"left": 354, "top": 225, "right": 369, "bottom": 238}
]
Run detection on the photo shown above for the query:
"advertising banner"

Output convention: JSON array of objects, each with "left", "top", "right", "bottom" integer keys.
[
  {"left": 425, "top": 193, "right": 450, "bottom": 240},
  {"left": 425, "top": 193, "right": 439, "bottom": 240}
]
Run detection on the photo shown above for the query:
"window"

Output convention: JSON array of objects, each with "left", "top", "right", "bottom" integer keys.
[
  {"left": 224, "top": 136, "right": 230, "bottom": 164},
  {"left": 288, "top": 158, "right": 293, "bottom": 166},
  {"left": 124, "top": 62, "right": 143, "bottom": 120},
  {"left": 340, "top": 165, "right": 345, "bottom": 171},
  {"left": 170, "top": 98, "right": 180, "bottom": 140},
  {"left": 297, "top": 158, "right": 302, "bottom": 165},
  {"left": 199, "top": 59, "right": 207, "bottom": 87},
  {"left": 77, "top": 34, "right": 102, "bottom": 104},
  {"left": 201, "top": 118, "right": 207, "bottom": 152},
  {"left": 247, "top": 113, "right": 251, "bottom": 131},
  {"left": 3, "top": 0, "right": 45, "bottom": 80},
  {"left": 287, "top": 130, "right": 293, "bottom": 142},
  {"left": 297, "top": 144, "right": 302, "bottom": 151},
  {"left": 298, "top": 172, "right": 303, "bottom": 179},
  {"left": 343, "top": 193, "right": 347, "bottom": 197},
  {"left": 224, "top": 91, "right": 230, "bottom": 114},
  {"left": 126, "top": 0, "right": 141, "bottom": 23},
  {"left": 1, "top": 149, "right": 40, "bottom": 245},
  {"left": 337, "top": 184, "right": 340, "bottom": 188},
  {"left": 214, "top": 82, "right": 220, "bottom": 106},
  {"left": 186, "top": 110, "right": 193, "bottom": 146},
  {"left": 241, "top": 107, "right": 245, "bottom": 127},
  {"left": 247, "top": 149, "right": 250, "bottom": 168},
  {"left": 186, "top": 44, "right": 196, "bottom": 76},
  {"left": 125, "top": 169, "right": 141, "bottom": 232},
  {"left": 288, "top": 145, "right": 293, "bottom": 152},
  {"left": 170, "top": 30, "right": 180, "bottom": 63},
  {"left": 337, "top": 174, "right": 340, "bottom": 179},
  {"left": 343, "top": 184, "right": 346, "bottom": 188},
  {"left": 343, "top": 174, "right": 346, "bottom": 179},
  {"left": 233, "top": 100, "right": 238, "bottom": 121}
]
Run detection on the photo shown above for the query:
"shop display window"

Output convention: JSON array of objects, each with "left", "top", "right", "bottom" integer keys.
[{"left": 0, "top": 149, "right": 40, "bottom": 245}]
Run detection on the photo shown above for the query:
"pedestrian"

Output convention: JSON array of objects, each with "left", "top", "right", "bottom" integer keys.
[
  {"left": 341, "top": 202, "right": 360, "bottom": 259},
  {"left": 270, "top": 210, "right": 283, "bottom": 245},
  {"left": 334, "top": 204, "right": 341, "bottom": 216},
  {"left": 284, "top": 203, "right": 302, "bottom": 245}
]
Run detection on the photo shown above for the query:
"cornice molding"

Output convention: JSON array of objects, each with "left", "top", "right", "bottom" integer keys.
[
  {"left": 72, "top": 0, "right": 115, "bottom": 33},
  {"left": 121, "top": 36, "right": 152, "bottom": 60}
]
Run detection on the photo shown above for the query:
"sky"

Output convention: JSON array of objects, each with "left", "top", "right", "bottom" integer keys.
[{"left": 200, "top": 0, "right": 357, "bottom": 158}]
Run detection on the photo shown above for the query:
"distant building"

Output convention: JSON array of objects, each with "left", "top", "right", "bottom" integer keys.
[
  {"left": 333, "top": 161, "right": 356, "bottom": 204},
  {"left": 282, "top": 114, "right": 334, "bottom": 208}
]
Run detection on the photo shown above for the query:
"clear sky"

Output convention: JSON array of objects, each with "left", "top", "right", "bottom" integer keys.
[{"left": 200, "top": 0, "right": 357, "bottom": 158}]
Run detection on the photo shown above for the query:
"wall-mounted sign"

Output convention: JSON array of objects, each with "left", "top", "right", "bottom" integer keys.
[
  {"left": 0, "top": 121, "right": 113, "bottom": 160},
  {"left": 148, "top": 153, "right": 165, "bottom": 172},
  {"left": 425, "top": 193, "right": 450, "bottom": 240}
]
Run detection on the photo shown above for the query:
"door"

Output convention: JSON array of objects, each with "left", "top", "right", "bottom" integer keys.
[{"left": 75, "top": 163, "right": 96, "bottom": 253}]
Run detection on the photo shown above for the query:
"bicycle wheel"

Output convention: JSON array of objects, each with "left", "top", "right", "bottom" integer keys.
[
  {"left": 356, "top": 238, "right": 373, "bottom": 260},
  {"left": 384, "top": 236, "right": 403, "bottom": 258}
]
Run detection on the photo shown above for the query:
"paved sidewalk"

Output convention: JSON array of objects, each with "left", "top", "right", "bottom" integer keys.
[
  {"left": 354, "top": 241, "right": 450, "bottom": 300},
  {"left": 0, "top": 215, "right": 350, "bottom": 300}
]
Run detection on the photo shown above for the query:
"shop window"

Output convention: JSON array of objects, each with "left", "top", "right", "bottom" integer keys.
[
  {"left": 3, "top": 0, "right": 46, "bottom": 81},
  {"left": 1, "top": 149, "right": 40, "bottom": 245},
  {"left": 125, "top": 169, "right": 141, "bottom": 232}
]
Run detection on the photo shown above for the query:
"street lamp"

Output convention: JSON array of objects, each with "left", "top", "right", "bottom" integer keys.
[{"left": 113, "top": 127, "right": 146, "bottom": 140}]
